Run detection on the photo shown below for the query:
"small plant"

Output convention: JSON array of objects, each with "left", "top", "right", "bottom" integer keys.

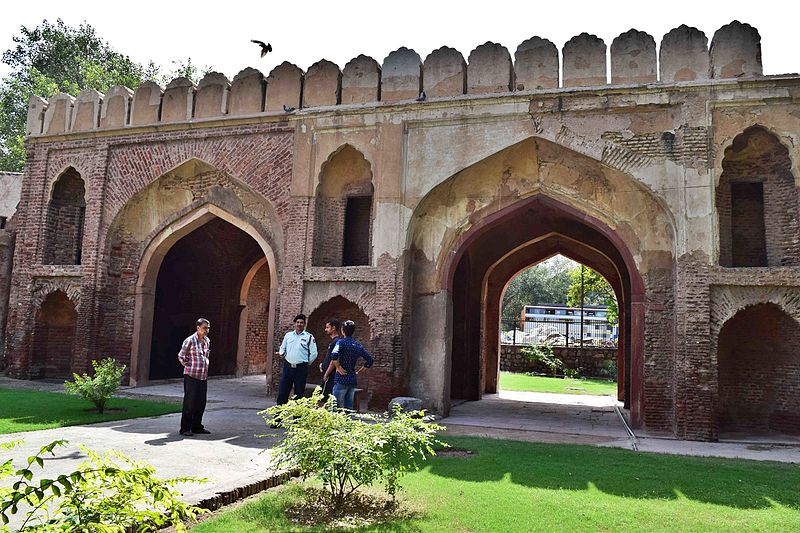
[
  {"left": 0, "top": 440, "right": 206, "bottom": 532},
  {"left": 64, "top": 357, "right": 125, "bottom": 414},
  {"left": 261, "top": 389, "right": 445, "bottom": 511},
  {"left": 521, "top": 343, "right": 563, "bottom": 377},
  {"left": 599, "top": 360, "right": 618, "bottom": 380},
  {"left": 563, "top": 367, "right": 582, "bottom": 379}
]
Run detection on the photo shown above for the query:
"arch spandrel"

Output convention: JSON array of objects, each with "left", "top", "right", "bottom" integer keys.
[{"left": 407, "top": 136, "right": 677, "bottom": 295}]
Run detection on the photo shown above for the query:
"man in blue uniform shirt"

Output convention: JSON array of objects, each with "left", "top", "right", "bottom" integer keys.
[{"left": 275, "top": 313, "right": 318, "bottom": 406}]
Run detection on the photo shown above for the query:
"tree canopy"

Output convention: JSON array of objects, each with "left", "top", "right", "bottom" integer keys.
[
  {"left": 0, "top": 19, "right": 209, "bottom": 172},
  {"left": 501, "top": 256, "right": 574, "bottom": 322},
  {"left": 566, "top": 265, "right": 618, "bottom": 324}
]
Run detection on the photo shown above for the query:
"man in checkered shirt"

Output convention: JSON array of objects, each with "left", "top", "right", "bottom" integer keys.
[{"left": 178, "top": 318, "right": 211, "bottom": 437}]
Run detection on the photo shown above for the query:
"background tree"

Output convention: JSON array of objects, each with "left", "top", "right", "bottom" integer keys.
[
  {"left": 566, "top": 265, "right": 618, "bottom": 324},
  {"left": 0, "top": 19, "right": 210, "bottom": 172},
  {"left": 501, "top": 255, "right": 574, "bottom": 322}
]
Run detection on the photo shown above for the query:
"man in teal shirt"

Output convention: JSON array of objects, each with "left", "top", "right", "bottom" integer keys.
[{"left": 275, "top": 313, "right": 318, "bottom": 405}]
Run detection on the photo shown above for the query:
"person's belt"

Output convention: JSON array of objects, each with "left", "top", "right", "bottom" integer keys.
[{"left": 286, "top": 361, "right": 309, "bottom": 369}]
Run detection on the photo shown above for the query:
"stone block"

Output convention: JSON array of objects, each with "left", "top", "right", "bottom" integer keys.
[
  {"left": 710, "top": 20, "right": 762, "bottom": 79},
  {"left": 161, "top": 77, "right": 195, "bottom": 122},
  {"left": 611, "top": 29, "right": 657, "bottom": 84},
  {"left": 660, "top": 25, "right": 709, "bottom": 82},
  {"left": 265, "top": 62, "right": 303, "bottom": 112},
  {"left": 229, "top": 68, "right": 265, "bottom": 115},
  {"left": 563, "top": 33, "right": 607, "bottom": 87},
  {"left": 514, "top": 36, "right": 559, "bottom": 90},
  {"left": 388, "top": 396, "right": 424, "bottom": 414},
  {"left": 195, "top": 72, "right": 230, "bottom": 118},
  {"left": 100, "top": 85, "right": 133, "bottom": 129},
  {"left": 341, "top": 55, "right": 381, "bottom": 104},
  {"left": 130, "top": 81, "right": 163, "bottom": 125},
  {"left": 43, "top": 93, "right": 75, "bottom": 135},
  {"left": 423, "top": 46, "right": 466, "bottom": 97},
  {"left": 467, "top": 42, "right": 513, "bottom": 94},
  {"left": 26, "top": 95, "right": 47, "bottom": 136},
  {"left": 381, "top": 47, "right": 421, "bottom": 102},
  {"left": 303, "top": 59, "right": 341, "bottom": 107},
  {"left": 71, "top": 88, "right": 103, "bottom": 132}
]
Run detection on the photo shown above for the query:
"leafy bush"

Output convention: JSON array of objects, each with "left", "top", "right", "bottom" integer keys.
[
  {"left": 0, "top": 440, "right": 206, "bottom": 532},
  {"left": 521, "top": 343, "right": 563, "bottom": 377},
  {"left": 64, "top": 358, "right": 125, "bottom": 414},
  {"left": 599, "top": 360, "right": 618, "bottom": 380},
  {"left": 563, "top": 367, "right": 582, "bottom": 379},
  {"left": 261, "top": 389, "right": 445, "bottom": 510}
]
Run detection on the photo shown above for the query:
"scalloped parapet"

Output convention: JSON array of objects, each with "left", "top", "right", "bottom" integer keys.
[
  {"left": 162, "top": 77, "right": 195, "bottom": 122},
  {"left": 381, "top": 47, "right": 421, "bottom": 102},
  {"left": 43, "top": 93, "right": 75, "bottom": 135},
  {"left": 660, "top": 25, "right": 709, "bottom": 82},
  {"left": 468, "top": 42, "right": 513, "bottom": 94},
  {"left": 265, "top": 62, "right": 303, "bottom": 112},
  {"left": 26, "top": 95, "right": 48, "bottom": 136},
  {"left": 229, "top": 68, "right": 265, "bottom": 115},
  {"left": 303, "top": 60, "right": 341, "bottom": 107},
  {"left": 710, "top": 20, "right": 762, "bottom": 79},
  {"left": 195, "top": 72, "right": 230, "bottom": 118},
  {"left": 130, "top": 81, "right": 163, "bottom": 126},
  {"left": 423, "top": 47, "right": 466, "bottom": 97},
  {"left": 71, "top": 89, "right": 103, "bottom": 132},
  {"left": 563, "top": 33, "right": 607, "bottom": 87},
  {"left": 100, "top": 86, "right": 133, "bottom": 129},
  {"left": 341, "top": 55, "right": 381, "bottom": 104},
  {"left": 611, "top": 30, "right": 657, "bottom": 84},
  {"left": 514, "top": 37, "right": 559, "bottom": 90}
]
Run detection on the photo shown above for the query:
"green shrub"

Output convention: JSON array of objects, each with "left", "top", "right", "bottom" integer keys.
[
  {"left": 563, "top": 367, "right": 582, "bottom": 379},
  {"left": 0, "top": 440, "right": 206, "bottom": 532},
  {"left": 599, "top": 360, "right": 618, "bottom": 380},
  {"left": 521, "top": 343, "right": 563, "bottom": 377},
  {"left": 64, "top": 358, "right": 125, "bottom": 414},
  {"left": 260, "top": 389, "right": 445, "bottom": 510}
]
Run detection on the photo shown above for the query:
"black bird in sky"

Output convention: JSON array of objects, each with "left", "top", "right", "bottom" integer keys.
[{"left": 251, "top": 40, "right": 273, "bottom": 58}]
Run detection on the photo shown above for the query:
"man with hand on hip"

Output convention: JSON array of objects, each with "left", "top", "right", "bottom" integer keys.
[
  {"left": 275, "top": 313, "right": 318, "bottom": 406},
  {"left": 330, "top": 320, "right": 373, "bottom": 411}
]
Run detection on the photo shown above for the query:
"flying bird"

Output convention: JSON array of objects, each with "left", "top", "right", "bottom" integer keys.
[{"left": 251, "top": 39, "right": 273, "bottom": 58}]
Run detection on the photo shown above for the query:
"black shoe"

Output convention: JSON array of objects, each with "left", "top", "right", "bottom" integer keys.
[
  {"left": 193, "top": 428, "right": 211, "bottom": 434},
  {"left": 180, "top": 430, "right": 194, "bottom": 437}
]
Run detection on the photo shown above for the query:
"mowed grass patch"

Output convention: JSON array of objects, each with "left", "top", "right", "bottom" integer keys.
[
  {"left": 499, "top": 371, "right": 617, "bottom": 396},
  {"left": 192, "top": 436, "right": 800, "bottom": 532},
  {"left": 0, "top": 387, "right": 181, "bottom": 434}
]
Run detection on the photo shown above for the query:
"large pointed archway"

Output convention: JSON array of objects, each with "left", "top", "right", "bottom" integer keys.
[{"left": 406, "top": 136, "right": 676, "bottom": 430}]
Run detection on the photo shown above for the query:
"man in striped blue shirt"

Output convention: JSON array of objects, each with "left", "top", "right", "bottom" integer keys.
[{"left": 330, "top": 320, "right": 373, "bottom": 410}]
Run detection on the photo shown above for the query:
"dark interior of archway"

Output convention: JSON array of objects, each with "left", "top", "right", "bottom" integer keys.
[
  {"left": 31, "top": 291, "right": 77, "bottom": 379},
  {"left": 717, "top": 303, "right": 800, "bottom": 435},
  {"left": 306, "top": 296, "right": 371, "bottom": 386},
  {"left": 150, "top": 217, "right": 263, "bottom": 379},
  {"left": 450, "top": 196, "right": 633, "bottom": 406}
]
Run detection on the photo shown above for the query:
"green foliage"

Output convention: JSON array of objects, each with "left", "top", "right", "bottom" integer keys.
[
  {"left": 566, "top": 265, "right": 619, "bottom": 324},
  {"left": 0, "top": 439, "right": 206, "bottom": 532},
  {"left": 502, "top": 256, "right": 574, "bottom": 322},
  {"left": 563, "top": 367, "right": 582, "bottom": 379},
  {"left": 64, "top": 358, "right": 125, "bottom": 414},
  {"left": 599, "top": 359, "right": 618, "bottom": 380},
  {"left": 261, "top": 390, "right": 445, "bottom": 510},
  {"left": 521, "top": 343, "right": 563, "bottom": 377}
]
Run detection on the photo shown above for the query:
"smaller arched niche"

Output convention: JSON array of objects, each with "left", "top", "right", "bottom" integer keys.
[
  {"left": 306, "top": 295, "right": 371, "bottom": 385},
  {"left": 43, "top": 167, "right": 86, "bottom": 265},
  {"left": 312, "top": 146, "right": 374, "bottom": 267},
  {"left": 31, "top": 291, "right": 77, "bottom": 378},
  {"left": 717, "top": 127, "right": 800, "bottom": 267}
]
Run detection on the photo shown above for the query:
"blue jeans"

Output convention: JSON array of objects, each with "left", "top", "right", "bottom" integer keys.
[{"left": 332, "top": 383, "right": 356, "bottom": 410}]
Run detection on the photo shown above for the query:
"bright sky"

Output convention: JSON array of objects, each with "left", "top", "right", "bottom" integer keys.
[{"left": 1, "top": 0, "right": 796, "bottom": 81}]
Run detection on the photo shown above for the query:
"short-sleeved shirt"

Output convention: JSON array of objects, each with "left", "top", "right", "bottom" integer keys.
[
  {"left": 178, "top": 333, "right": 210, "bottom": 380},
  {"left": 321, "top": 335, "right": 341, "bottom": 376},
  {"left": 279, "top": 330, "right": 318, "bottom": 365},
  {"left": 330, "top": 337, "right": 373, "bottom": 386}
]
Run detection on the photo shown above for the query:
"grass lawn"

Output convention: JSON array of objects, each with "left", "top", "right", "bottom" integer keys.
[
  {"left": 499, "top": 371, "right": 617, "bottom": 396},
  {"left": 192, "top": 436, "right": 800, "bottom": 532},
  {"left": 0, "top": 387, "right": 181, "bottom": 434}
]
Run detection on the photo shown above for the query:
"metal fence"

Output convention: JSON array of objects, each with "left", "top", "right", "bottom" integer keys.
[{"left": 501, "top": 317, "right": 618, "bottom": 348}]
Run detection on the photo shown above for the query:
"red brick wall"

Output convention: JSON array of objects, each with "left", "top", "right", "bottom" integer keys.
[
  {"left": 42, "top": 169, "right": 85, "bottom": 266},
  {"left": 244, "top": 263, "right": 271, "bottom": 373},
  {"left": 30, "top": 291, "right": 77, "bottom": 378}
]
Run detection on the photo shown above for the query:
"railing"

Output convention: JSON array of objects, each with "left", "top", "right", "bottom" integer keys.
[{"left": 500, "top": 317, "right": 618, "bottom": 348}]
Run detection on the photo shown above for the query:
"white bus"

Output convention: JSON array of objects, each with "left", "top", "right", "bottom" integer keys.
[{"left": 502, "top": 304, "right": 617, "bottom": 346}]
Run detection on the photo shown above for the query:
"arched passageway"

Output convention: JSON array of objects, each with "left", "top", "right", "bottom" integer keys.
[
  {"left": 148, "top": 217, "right": 266, "bottom": 380},
  {"left": 717, "top": 303, "right": 800, "bottom": 435},
  {"left": 449, "top": 196, "right": 637, "bottom": 410}
]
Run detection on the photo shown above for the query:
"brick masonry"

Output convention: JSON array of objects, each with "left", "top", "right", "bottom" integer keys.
[{"left": 499, "top": 344, "right": 617, "bottom": 378}]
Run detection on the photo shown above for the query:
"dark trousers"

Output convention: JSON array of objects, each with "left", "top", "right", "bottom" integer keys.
[
  {"left": 180, "top": 375, "right": 207, "bottom": 433},
  {"left": 276, "top": 361, "right": 308, "bottom": 405},
  {"left": 321, "top": 376, "right": 335, "bottom": 403}
]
